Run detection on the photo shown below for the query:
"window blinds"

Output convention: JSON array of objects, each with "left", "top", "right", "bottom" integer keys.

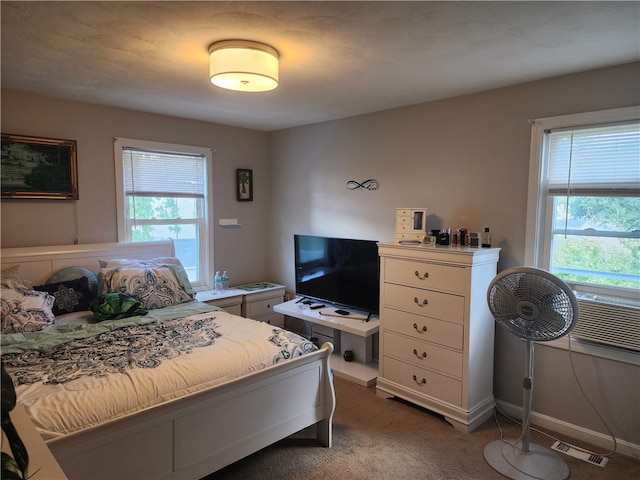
[
  {"left": 123, "top": 148, "right": 206, "bottom": 197},
  {"left": 547, "top": 122, "right": 640, "bottom": 195}
]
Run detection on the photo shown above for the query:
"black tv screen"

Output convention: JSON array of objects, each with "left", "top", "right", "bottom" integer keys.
[{"left": 294, "top": 234, "right": 380, "bottom": 314}]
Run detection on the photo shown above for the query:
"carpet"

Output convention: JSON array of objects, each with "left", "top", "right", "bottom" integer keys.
[{"left": 204, "top": 376, "right": 640, "bottom": 479}]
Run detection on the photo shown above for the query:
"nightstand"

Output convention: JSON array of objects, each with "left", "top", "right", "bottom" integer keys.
[
  {"left": 236, "top": 282, "right": 286, "bottom": 327},
  {"left": 195, "top": 289, "right": 245, "bottom": 316}
]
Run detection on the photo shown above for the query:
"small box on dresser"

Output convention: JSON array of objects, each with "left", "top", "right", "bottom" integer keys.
[
  {"left": 395, "top": 208, "right": 428, "bottom": 243},
  {"left": 376, "top": 242, "right": 500, "bottom": 432}
]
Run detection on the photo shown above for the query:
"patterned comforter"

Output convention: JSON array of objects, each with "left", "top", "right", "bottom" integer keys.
[{"left": 1, "top": 301, "right": 317, "bottom": 440}]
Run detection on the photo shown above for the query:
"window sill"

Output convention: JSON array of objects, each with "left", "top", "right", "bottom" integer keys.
[{"left": 544, "top": 336, "right": 640, "bottom": 366}]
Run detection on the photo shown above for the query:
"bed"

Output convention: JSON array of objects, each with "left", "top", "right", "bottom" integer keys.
[{"left": 0, "top": 240, "right": 335, "bottom": 480}]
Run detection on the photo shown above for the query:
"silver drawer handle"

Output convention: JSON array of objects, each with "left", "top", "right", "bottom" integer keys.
[
  {"left": 413, "top": 323, "right": 427, "bottom": 334},
  {"left": 414, "top": 270, "right": 429, "bottom": 280},
  {"left": 413, "top": 297, "right": 428, "bottom": 307},
  {"left": 413, "top": 349, "right": 427, "bottom": 360},
  {"left": 412, "top": 375, "right": 427, "bottom": 386}
]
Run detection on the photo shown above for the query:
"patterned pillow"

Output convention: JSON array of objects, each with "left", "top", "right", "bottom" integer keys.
[
  {"left": 99, "top": 257, "right": 194, "bottom": 297},
  {"left": 99, "top": 265, "right": 192, "bottom": 310},
  {"left": 1, "top": 288, "right": 55, "bottom": 334},
  {"left": 89, "top": 293, "right": 148, "bottom": 321},
  {"left": 34, "top": 276, "right": 92, "bottom": 315},
  {"left": 47, "top": 266, "right": 99, "bottom": 298}
]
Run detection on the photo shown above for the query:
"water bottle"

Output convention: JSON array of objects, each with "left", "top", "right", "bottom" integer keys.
[
  {"left": 214, "top": 271, "right": 222, "bottom": 291},
  {"left": 221, "top": 271, "right": 229, "bottom": 290}
]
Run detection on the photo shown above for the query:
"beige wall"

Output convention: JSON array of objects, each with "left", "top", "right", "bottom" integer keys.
[
  {"left": 268, "top": 62, "right": 640, "bottom": 449},
  {"left": 1, "top": 91, "right": 272, "bottom": 285},
  {"left": 2, "top": 62, "right": 639, "bottom": 450}
]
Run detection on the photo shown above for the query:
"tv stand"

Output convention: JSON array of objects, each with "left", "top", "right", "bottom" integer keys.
[{"left": 274, "top": 298, "right": 379, "bottom": 386}]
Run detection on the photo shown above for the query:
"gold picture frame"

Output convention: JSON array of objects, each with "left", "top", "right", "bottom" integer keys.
[{"left": 1, "top": 134, "right": 78, "bottom": 200}]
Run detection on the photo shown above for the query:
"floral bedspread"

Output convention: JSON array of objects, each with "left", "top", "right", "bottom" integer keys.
[
  {"left": 2, "top": 313, "right": 316, "bottom": 386},
  {"left": 2, "top": 315, "right": 222, "bottom": 385},
  {"left": 2, "top": 308, "right": 319, "bottom": 440}
]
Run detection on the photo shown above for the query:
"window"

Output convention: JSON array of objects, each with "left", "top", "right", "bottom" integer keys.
[
  {"left": 526, "top": 107, "right": 640, "bottom": 361},
  {"left": 114, "top": 138, "right": 212, "bottom": 290}
]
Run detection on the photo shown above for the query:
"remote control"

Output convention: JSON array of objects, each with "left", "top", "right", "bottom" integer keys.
[
  {"left": 335, "top": 309, "right": 350, "bottom": 315},
  {"left": 309, "top": 304, "right": 325, "bottom": 310}
]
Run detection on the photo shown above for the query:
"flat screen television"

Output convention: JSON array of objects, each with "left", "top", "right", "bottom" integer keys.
[{"left": 294, "top": 234, "right": 380, "bottom": 314}]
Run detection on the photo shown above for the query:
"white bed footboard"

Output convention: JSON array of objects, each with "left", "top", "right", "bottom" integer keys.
[{"left": 48, "top": 343, "right": 335, "bottom": 480}]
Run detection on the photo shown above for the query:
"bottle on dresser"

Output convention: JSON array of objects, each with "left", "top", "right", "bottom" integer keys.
[
  {"left": 482, "top": 228, "right": 492, "bottom": 248},
  {"left": 214, "top": 271, "right": 222, "bottom": 291},
  {"left": 221, "top": 271, "right": 229, "bottom": 290}
]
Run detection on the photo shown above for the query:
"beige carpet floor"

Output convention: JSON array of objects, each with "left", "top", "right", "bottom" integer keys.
[{"left": 204, "top": 376, "right": 640, "bottom": 479}]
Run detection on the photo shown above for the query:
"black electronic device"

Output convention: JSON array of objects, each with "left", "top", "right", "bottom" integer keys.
[
  {"left": 294, "top": 234, "right": 380, "bottom": 315},
  {"left": 309, "top": 304, "right": 325, "bottom": 310},
  {"left": 335, "top": 309, "right": 350, "bottom": 315}
]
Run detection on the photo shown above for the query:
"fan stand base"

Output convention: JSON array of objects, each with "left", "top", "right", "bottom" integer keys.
[{"left": 484, "top": 439, "right": 569, "bottom": 480}]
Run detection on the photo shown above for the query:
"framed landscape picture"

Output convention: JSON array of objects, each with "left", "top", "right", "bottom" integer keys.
[
  {"left": 236, "top": 168, "right": 253, "bottom": 201},
  {"left": 1, "top": 134, "right": 78, "bottom": 200}
]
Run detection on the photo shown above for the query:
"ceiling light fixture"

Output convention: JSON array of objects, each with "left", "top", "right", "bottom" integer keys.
[{"left": 208, "top": 40, "right": 279, "bottom": 92}]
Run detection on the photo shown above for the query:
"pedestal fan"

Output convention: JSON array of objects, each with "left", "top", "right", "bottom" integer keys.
[{"left": 484, "top": 267, "right": 579, "bottom": 480}]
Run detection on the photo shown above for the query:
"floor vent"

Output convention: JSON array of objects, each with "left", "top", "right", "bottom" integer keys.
[{"left": 551, "top": 441, "right": 608, "bottom": 467}]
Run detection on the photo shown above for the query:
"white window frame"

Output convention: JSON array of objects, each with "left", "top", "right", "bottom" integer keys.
[
  {"left": 525, "top": 106, "right": 640, "bottom": 365},
  {"left": 113, "top": 137, "right": 213, "bottom": 291}
]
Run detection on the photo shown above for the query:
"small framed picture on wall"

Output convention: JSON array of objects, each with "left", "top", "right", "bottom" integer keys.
[{"left": 236, "top": 168, "right": 253, "bottom": 201}]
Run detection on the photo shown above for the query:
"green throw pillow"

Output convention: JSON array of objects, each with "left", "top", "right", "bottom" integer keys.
[{"left": 90, "top": 293, "right": 148, "bottom": 321}]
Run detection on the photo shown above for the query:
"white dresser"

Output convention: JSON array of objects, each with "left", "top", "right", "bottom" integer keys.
[{"left": 376, "top": 242, "right": 500, "bottom": 432}]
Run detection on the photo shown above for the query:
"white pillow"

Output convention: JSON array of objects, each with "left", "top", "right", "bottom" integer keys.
[
  {"left": 1, "top": 265, "right": 32, "bottom": 289},
  {"left": 1, "top": 288, "right": 55, "bottom": 334}
]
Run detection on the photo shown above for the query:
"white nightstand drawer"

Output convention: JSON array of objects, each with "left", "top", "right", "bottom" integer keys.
[
  {"left": 383, "top": 356, "right": 462, "bottom": 406},
  {"left": 219, "top": 303, "right": 242, "bottom": 316},
  {"left": 245, "top": 296, "right": 281, "bottom": 317},
  {"left": 384, "top": 283, "right": 464, "bottom": 324},
  {"left": 382, "top": 307, "right": 463, "bottom": 350},
  {"left": 195, "top": 290, "right": 243, "bottom": 316},
  {"left": 384, "top": 331, "right": 463, "bottom": 377},
  {"left": 258, "top": 312, "right": 284, "bottom": 327},
  {"left": 386, "top": 258, "right": 466, "bottom": 294}
]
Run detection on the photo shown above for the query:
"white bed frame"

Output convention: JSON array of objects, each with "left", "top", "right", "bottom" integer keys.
[{"left": 1, "top": 240, "right": 336, "bottom": 479}]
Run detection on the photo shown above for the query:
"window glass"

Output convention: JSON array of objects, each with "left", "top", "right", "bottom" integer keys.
[
  {"left": 526, "top": 107, "right": 640, "bottom": 360},
  {"left": 114, "top": 138, "right": 212, "bottom": 289}
]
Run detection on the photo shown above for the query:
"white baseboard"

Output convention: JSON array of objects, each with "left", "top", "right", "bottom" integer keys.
[{"left": 495, "top": 400, "right": 640, "bottom": 460}]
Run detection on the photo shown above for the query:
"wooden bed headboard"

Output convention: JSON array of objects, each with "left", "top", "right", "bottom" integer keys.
[{"left": 1, "top": 240, "right": 175, "bottom": 286}]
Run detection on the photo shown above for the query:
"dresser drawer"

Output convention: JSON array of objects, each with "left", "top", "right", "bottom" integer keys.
[
  {"left": 382, "top": 307, "right": 463, "bottom": 350},
  {"left": 245, "top": 296, "right": 282, "bottom": 318},
  {"left": 386, "top": 258, "right": 466, "bottom": 294},
  {"left": 395, "top": 232, "right": 425, "bottom": 242},
  {"left": 382, "top": 357, "right": 462, "bottom": 406},
  {"left": 384, "top": 283, "right": 464, "bottom": 324},
  {"left": 384, "top": 331, "right": 463, "bottom": 377}
]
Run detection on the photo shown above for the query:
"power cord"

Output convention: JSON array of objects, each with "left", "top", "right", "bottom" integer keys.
[{"left": 491, "top": 337, "right": 618, "bottom": 458}]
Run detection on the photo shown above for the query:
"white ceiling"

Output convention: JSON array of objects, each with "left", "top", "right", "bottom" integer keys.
[{"left": 2, "top": 1, "right": 639, "bottom": 131}]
